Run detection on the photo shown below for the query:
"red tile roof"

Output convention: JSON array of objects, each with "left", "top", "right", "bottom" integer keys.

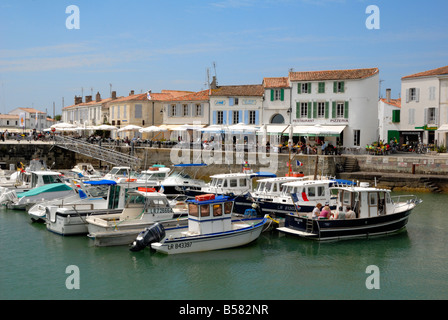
[
  {"left": 169, "top": 90, "right": 210, "bottom": 102},
  {"left": 380, "top": 98, "right": 401, "bottom": 108},
  {"left": 402, "top": 65, "right": 448, "bottom": 79},
  {"left": 210, "top": 84, "right": 264, "bottom": 96},
  {"left": 263, "top": 77, "right": 290, "bottom": 88},
  {"left": 289, "top": 68, "right": 379, "bottom": 81}
]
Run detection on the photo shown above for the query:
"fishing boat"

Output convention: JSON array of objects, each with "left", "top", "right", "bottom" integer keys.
[
  {"left": 184, "top": 170, "right": 276, "bottom": 214},
  {"left": 86, "top": 187, "right": 188, "bottom": 247},
  {"left": 45, "top": 179, "right": 154, "bottom": 235},
  {"left": 252, "top": 178, "right": 355, "bottom": 218},
  {"left": 130, "top": 194, "right": 268, "bottom": 254},
  {"left": 277, "top": 183, "right": 422, "bottom": 241},
  {"left": 28, "top": 179, "right": 117, "bottom": 222}
]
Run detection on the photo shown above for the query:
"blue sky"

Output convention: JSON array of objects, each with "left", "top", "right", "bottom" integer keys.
[{"left": 1, "top": 0, "right": 447, "bottom": 115}]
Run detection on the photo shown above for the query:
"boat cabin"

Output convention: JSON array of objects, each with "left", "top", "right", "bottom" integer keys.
[
  {"left": 30, "top": 171, "right": 65, "bottom": 188},
  {"left": 187, "top": 194, "right": 234, "bottom": 235},
  {"left": 138, "top": 165, "right": 170, "bottom": 182},
  {"left": 206, "top": 172, "right": 276, "bottom": 195},
  {"left": 331, "top": 183, "right": 394, "bottom": 219},
  {"left": 118, "top": 188, "right": 173, "bottom": 221},
  {"left": 281, "top": 179, "right": 335, "bottom": 204},
  {"left": 253, "top": 177, "right": 304, "bottom": 199},
  {"left": 103, "top": 166, "right": 137, "bottom": 181}
]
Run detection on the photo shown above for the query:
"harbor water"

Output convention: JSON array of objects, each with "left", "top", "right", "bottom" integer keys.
[{"left": 1, "top": 191, "right": 447, "bottom": 301}]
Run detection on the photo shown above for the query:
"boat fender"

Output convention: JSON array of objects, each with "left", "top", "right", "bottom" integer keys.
[{"left": 130, "top": 223, "right": 166, "bottom": 252}]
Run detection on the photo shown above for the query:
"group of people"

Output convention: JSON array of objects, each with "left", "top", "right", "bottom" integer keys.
[{"left": 311, "top": 203, "right": 356, "bottom": 220}]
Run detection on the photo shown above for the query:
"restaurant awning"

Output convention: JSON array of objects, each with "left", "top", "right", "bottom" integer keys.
[
  {"left": 436, "top": 124, "right": 448, "bottom": 132},
  {"left": 292, "top": 125, "right": 346, "bottom": 137}
]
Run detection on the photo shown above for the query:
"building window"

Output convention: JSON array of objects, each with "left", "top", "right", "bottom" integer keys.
[
  {"left": 334, "top": 81, "right": 345, "bottom": 93},
  {"left": 408, "top": 88, "right": 419, "bottom": 102},
  {"left": 182, "top": 104, "right": 189, "bottom": 117},
  {"left": 249, "top": 110, "right": 256, "bottom": 124},
  {"left": 300, "top": 102, "right": 308, "bottom": 118},
  {"left": 354, "top": 130, "right": 361, "bottom": 146},
  {"left": 317, "top": 102, "right": 325, "bottom": 118},
  {"left": 429, "top": 86, "right": 436, "bottom": 101},
  {"left": 427, "top": 107, "right": 436, "bottom": 125},
  {"left": 336, "top": 103, "right": 345, "bottom": 118},
  {"left": 195, "top": 104, "right": 202, "bottom": 116},
  {"left": 135, "top": 104, "right": 142, "bottom": 118},
  {"left": 217, "top": 111, "right": 224, "bottom": 124},
  {"left": 408, "top": 108, "right": 415, "bottom": 125},
  {"left": 233, "top": 111, "right": 239, "bottom": 124},
  {"left": 301, "top": 83, "right": 311, "bottom": 94},
  {"left": 170, "top": 104, "right": 177, "bottom": 117}
]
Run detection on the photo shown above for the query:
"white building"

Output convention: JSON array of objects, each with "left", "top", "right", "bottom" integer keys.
[
  {"left": 209, "top": 84, "right": 263, "bottom": 127},
  {"left": 8, "top": 107, "right": 48, "bottom": 131},
  {"left": 63, "top": 92, "right": 114, "bottom": 127},
  {"left": 378, "top": 89, "right": 401, "bottom": 143},
  {"left": 401, "top": 65, "right": 448, "bottom": 146},
  {"left": 289, "top": 68, "right": 379, "bottom": 149}
]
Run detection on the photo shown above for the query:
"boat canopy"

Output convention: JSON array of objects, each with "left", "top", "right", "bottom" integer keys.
[
  {"left": 173, "top": 163, "right": 208, "bottom": 167},
  {"left": 83, "top": 180, "right": 117, "bottom": 185},
  {"left": 187, "top": 194, "right": 233, "bottom": 205},
  {"left": 250, "top": 172, "right": 277, "bottom": 178},
  {"left": 17, "top": 183, "right": 72, "bottom": 198}
]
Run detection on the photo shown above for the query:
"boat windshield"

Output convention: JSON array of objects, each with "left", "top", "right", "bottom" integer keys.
[
  {"left": 42, "top": 174, "right": 64, "bottom": 184},
  {"left": 85, "top": 185, "right": 109, "bottom": 198}
]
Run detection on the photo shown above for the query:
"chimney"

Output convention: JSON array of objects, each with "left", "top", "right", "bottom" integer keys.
[
  {"left": 210, "top": 76, "right": 218, "bottom": 89},
  {"left": 111, "top": 91, "right": 117, "bottom": 100},
  {"left": 85, "top": 95, "right": 92, "bottom": 103},
  {"left": 95, "top": 92, "right": 101, "bottom": 102},
  {"left": 74, "top": 96, "right": 82, "bottom": 105},
  {"left": 129, "top": 90, "right": 134, "bottom": 96},
  {"left": 386, "top": 88, "right": 391, "bottom": 103}
]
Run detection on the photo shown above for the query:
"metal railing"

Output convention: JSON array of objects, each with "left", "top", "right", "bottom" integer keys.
[{"left": 53, "top": 135, "right": 141, "bottom": 168}]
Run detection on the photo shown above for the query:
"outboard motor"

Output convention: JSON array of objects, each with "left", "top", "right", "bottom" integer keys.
[{"left": 130, "top": 223, "right": 165, "bottom": 252}]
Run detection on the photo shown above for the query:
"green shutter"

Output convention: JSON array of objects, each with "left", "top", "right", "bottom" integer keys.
[
  {"left": 307, "top": 102, "right": 312, "bottom": 119},
  {"left": 270, "top": 89, "right": 274, "bottom": 101},
  {"left": 344, "top": 101, "right": 349, "bottom": 119},
  {"left": 392, "top": 110, "right": 401, "bottom": 122},
  {"left": 325, "top": 101, "right": 329, "bottom": 119},
  {"left": 296, "top": 102, "right": 301, "bottom": 118},
  {"left": 332, "top": 101, "right": 336, "bottom": 118},
  {"left": 319, "top": 82, "right": 325, "bottom": 93},
  {"left": 308, "top": 83, "right": 312, "bottom": 94},
  {"left": 297, "top": 83, "right": 302, "bottom": 94},
  {"left": 280, "top": 88, "right": 284, "bottom": 101},
  {"left": 333, "top": 82, "right": 337, "bottom": 93},
  {"left": 340, "top": 81, "right": 345, "bottom": 93},
  {"left": 313, "top": 102, "right": 317, "bottom": 118}
]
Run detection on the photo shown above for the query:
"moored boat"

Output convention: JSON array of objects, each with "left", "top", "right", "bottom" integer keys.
[
  {"left": 86, "top": 187, "right": 188, "bottom": 247},
  {"left": 130, "top": 194, "right": 268, "bottom": 254},
  {"left": 277, "top": 183, "right": 422, "bottom": 241}
]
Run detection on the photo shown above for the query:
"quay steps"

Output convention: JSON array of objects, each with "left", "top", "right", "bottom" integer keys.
[
  {"left": 53, "top": 136, "right": 141, "bottom": 168},
  {"left": 420, "top": 177, "right": 442, "bottom": 193},
  {"left": 344, "top": 157, "right": 359, "bottom": 172}
]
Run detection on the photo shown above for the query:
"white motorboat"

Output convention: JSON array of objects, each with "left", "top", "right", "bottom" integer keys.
[
  {"left": 278, "top": 182, "right": 422, "bottom": 241},
  {"left": 86, "top": 187, "right": 188, "bottom": 247},
  {"left": 45, "top": 180, "right": 157, "bottom": 236},
  {"left": 28, "top": 179, "right": 115, "bottom": 222},
  {"left": 130, "top": 194, "right": 268, "bottom": 255},
  {"left": 102, "top": 166, "right": 137, "bottom": 181},
  {"left": 0, "top": 170, "right": 66, "bottom": 204},
  {"left": 70, "top": 163, "right": 103, "bottom": 180},
  {"left": 159, "top": 164, "right": 207, "bottom": 198}
]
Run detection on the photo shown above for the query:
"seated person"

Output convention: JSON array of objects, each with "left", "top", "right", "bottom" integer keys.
[
  {"left": 319, "top": 205, "right": 331, "bottom": 219},
  {"left": 311, "top": 203, "right": 322, "bottom": 219},
  {"left": 345, "top": 207, "right": 356, "bottom": 219}
]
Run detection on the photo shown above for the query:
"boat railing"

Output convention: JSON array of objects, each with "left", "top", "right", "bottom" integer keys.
[{"left": 390, "top": 195, "right": 422, "bottom": 213}]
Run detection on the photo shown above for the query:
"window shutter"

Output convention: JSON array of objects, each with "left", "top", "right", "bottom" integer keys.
[
  {"left": 239, "top": 110, "right": 243, "bottom": 124},
  {"left": 333, "top": 82, "right": 337, "bottom": 93},
  {"left": 416, "top": 88, "right": 420, "bottom": 102},
  {"left": 280, "top": 89, "right": 284, "bottom": 101},
  {"left": 308, "top": 83, "right": 312, "bottom": 94},
  {"left": 229, "top": 98, "right": 234, "bottom": 106},
  {"left": 325, "top": 102, "right": 329, "bottom": 119},
  {"left": 313, "top": 102, "right": 317, "bottom": 118},
  {"left": 223, "top": 111, "right": 227, "bottom": 125},
  {"left": 307, "top": 102, "right": 312, "bottom": 119},
  {"left": 297, "top": 83, "right": 302, "bottom": 94},
  {"left": 270, "top": 90, "right": 274, "bottom": 101},
  {"left": 406, "top": 89, "right": 410, "bottom": 103},
  {"left": 213, "top": 111, "right": 217, "bottom": 125},
  {"left": 344, "top": 101, "right": 349, "bottom": 119},
  {"left": 332, "top": 101, "right": 336, "bottom": 118},
  {"left": 296, "top": 102, "right": 301, "bottom": 118},
  {"left": 341, "top": 82, "right": 345, "bottom": 93},
  {"left": 244, "top": 110, "right": 249, "bottom": 124},
  {"left": 255, "top": 110, "right": 259, "bottom": 125}
]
